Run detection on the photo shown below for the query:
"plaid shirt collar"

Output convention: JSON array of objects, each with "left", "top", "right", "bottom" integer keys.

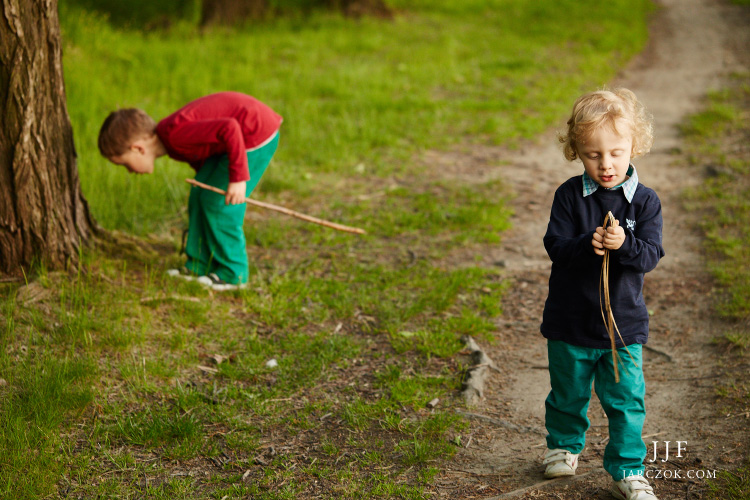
[{"left": 582, "top": 164, "right": 638, "bottom": 203}]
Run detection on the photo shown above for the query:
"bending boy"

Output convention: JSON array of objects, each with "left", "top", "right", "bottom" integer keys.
[{"left": 98, "top": 91, "right": 282, "bottom": 290}]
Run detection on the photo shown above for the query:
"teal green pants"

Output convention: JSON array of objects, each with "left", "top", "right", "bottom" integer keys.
[
  {"left": 185, "top": 132, "right": 279, "bottom": 284},
  {"left": 545, "top": 339, "right": 646, "bottom": 480}
]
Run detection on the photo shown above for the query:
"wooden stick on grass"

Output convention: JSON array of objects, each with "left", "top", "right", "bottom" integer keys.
[{"left": 185, "top": 178, "right": 366, "bottom": 235}]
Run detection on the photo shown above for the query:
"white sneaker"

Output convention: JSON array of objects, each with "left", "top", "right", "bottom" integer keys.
[
  {"left": 196, "top": 275, "right": 213, "bottom": 287},
  {"left": 543, "top": 448, "right": 579, "bottom": 478},
  {"left": 611, "top": 475, "right": 658, "bottom": 500},
  {"left": 199, "top": 273, "right": 247, "bottom": 292},
  {"left": 167, "top": 267, "right": 198, "bottom": 281},
  {"left": 171, "top": 268, "right": 246, "bottom": 291}
]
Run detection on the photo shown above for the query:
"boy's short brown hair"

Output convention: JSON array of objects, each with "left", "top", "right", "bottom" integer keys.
[
  {"left": 98, "top": 108, "right": 156, "bottom": 158},
  {"left": 559, "top": 88, "right": 654, "bottom": 161}
]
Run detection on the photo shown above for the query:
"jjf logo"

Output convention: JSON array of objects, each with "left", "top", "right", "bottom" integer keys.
[
  {"left": 649, "top": 441, "right": 687, "bottom": 463},
  {"left": 626, "top": 218, "right": 636, "bottom": 230}
]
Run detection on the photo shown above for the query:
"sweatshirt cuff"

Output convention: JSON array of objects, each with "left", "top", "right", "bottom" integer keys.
[
  {"left": 228, "top": 171, "right": 250, "bottom": 184},
  {"left": 613, "top": 229, "right": 634, "bottom": 258}
]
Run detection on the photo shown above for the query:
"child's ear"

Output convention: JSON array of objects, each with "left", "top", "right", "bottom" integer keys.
[{"left": 129, "top": 135, "right": 151, "bottom": 154}]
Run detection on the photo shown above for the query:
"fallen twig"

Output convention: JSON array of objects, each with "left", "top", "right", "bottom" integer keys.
[
  {"left": 456, "top": 410, "right": 546, "bottom": 436},
  {"left": 445, "top": 469, "right": 498, "bottom": 477},
  {"left": 667, "top": 374, "right": 720, "bottom": 381},
  {"left": 642, "top": 432, "right": 664, "bottom": 440},
  {"left": 0, "top": 276, "right": 24, "bottom": 283},
  {"left": 599, "top": 432, "right": 662, "bottom": 447},
  {"left": 486, "top": 469, "right": 607, "bottom": 499},
  {"left": 140, "top": 295, "right": 201, "bottom": 304},
  {"left": 186, "top": 179, "right": 366, "bottom": 234},
  {"left": 720, "top": 443, "right": 744, "bottom": 455},
  {"left": 643, "top": 344, "right": 674, "bottom": 362}
]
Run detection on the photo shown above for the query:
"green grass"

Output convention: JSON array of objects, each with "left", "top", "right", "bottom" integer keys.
[
  {"left": 0, "top": 246, "right": 494, "bottom": 498},
  {"left": 709, "top": 463, "right": 750, "bottom": 500},
  {"left": 680, "top": 74, "right": 750, "bottom": 499},
  {"left": 60, "top": 0, "right": 653, "bottom": 235},
  {"left": 681, "top": 76, "right": 750, "bottom": 321},
  {"left": 0, "top": 1, "right": 656, "bottom": 498},
  {"left": 0, "top": 293, "right": 95, "bottom": 496}
]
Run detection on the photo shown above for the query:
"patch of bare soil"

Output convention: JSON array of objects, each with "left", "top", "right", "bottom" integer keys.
[{"left": 434, "top": 1, "right": 750, "bottom": 498}]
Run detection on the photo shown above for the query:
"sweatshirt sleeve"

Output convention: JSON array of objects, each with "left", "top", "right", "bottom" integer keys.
[
  {"left": 612, "top": 189, "right": 665, "bottom": 273},
  {"left": 543, "top": 184, "right": 595, "bottom": 268},
  {"left": 167, "top": 119, "right": 250, "bottom": 183}
]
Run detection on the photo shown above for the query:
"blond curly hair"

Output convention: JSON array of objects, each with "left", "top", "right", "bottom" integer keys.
[{"left": 559, "top": 88, "right": 653, "bottom": 161}]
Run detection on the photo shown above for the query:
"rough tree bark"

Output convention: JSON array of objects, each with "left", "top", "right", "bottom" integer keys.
[
  {"left": 200, "top": 0, "right": 268, "bottom": 25},
  {"left": 0, "top": 0, "right": 96, "bottom": 277}
]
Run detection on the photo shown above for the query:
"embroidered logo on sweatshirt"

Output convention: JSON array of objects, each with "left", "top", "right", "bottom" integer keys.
[{"left": 626, "top": 218, "right": 636, "bottom": 230}]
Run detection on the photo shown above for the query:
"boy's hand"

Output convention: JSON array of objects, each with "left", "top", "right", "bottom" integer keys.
[
  {"left": 592, "top": 219, "right": 626, "bottom": 255},
  {"left": 225, "top": 181, "right": 247, "bottom": 205},
  {"left": 592, "top": 227, "right": 607, "bottom": 256},
  {"left": 603, "top": 219, "right": 626, "bottom": 250}
]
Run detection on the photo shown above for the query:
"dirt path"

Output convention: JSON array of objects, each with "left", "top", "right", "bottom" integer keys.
[{"left": 435, "top": 1, "right": 750, "bottom": 498}]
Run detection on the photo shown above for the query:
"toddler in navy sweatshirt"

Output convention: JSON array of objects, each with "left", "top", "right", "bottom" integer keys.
[{"left": 540, "top": 88, "right": 664, "bottom": 500}]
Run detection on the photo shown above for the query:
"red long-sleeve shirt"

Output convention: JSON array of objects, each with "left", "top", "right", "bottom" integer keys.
[{"left": 155, "top": 92, "right": 283, "bottom": 183}]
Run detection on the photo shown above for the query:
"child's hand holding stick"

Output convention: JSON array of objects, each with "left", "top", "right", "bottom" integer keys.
[
  {"left": 592, "top": 217, "right": 625, "bottom": 256},
  {"left": 186, "top": 178, "right": 366, "bottom": 235}
]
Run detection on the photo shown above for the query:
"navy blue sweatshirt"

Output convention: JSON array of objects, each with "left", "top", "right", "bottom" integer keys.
[{"left": 541, "top": 175, "right": 665, "bottom": 348}]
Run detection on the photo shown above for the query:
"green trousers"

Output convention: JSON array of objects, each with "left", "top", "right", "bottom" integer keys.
[
  {"left": 545, "top": 339, "right": 646, "bottom": 480},
  {"left": 185, "top": 132, "right": 279, "bottom": 284}
]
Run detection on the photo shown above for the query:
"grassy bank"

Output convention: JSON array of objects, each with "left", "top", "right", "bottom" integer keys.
[
  {"left": 60, "top": 0, "right": 653, "bottom": 235},
  {"left": 681, "top": 76, "right": 750, "bottom": 323},
  {"left": 680, "top": 74, "right": 750, "bottom": 499},
  {"left": 1, "top": 1, "right": 653, "bottom": 498}
]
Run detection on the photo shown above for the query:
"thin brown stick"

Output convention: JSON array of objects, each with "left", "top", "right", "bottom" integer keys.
[
  {"left": 185, "top": 179, "right": 365, "bottom": 234},
  {"left": 487, "top": 469, "right": 607, "bottom": 499},
  {"left": 599, "top": 211, "right": 637, "bottom": 383},
  {"left": 456, "top": 410, "right": 547, "bottom": 436},
  {"left": 643, "top": 344, "right": 674, "bottom": 362},
  {"left": 0, "top": 276, "right": 24, "bottom": 283}
]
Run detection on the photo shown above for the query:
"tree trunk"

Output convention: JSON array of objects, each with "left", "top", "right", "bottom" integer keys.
[
  {"left": 199, "top": 0, "right": 392, "bottom": 25},
  {"left": 330, "top": 0, "right": 392, "bottom": 19},
  {"left": 0, "top": 0, "right": 96, "bottom": 277},
  {"left": 200, "top": 0, "right": 268, "bottom": 25}
]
